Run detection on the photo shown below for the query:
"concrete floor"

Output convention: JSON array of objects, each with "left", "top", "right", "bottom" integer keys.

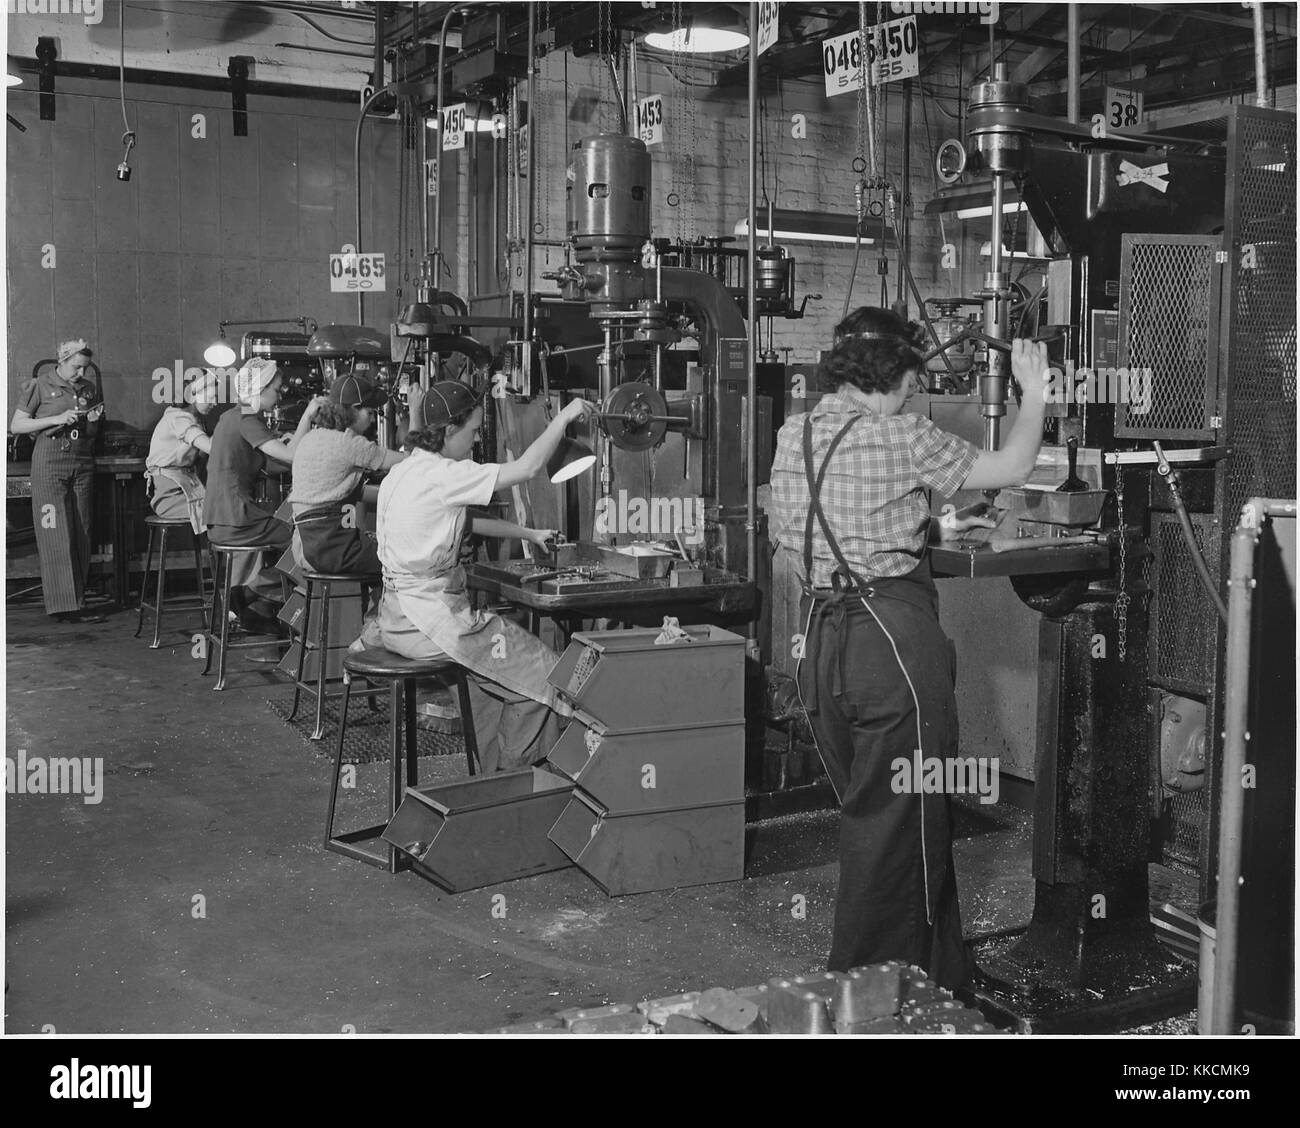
[{"left": 5, "top": 598, "right": 1174, "bottom": 1034}]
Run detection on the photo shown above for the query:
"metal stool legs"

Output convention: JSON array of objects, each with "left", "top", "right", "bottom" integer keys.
[
  {"left": 133, "top": 522, "right": 160, "bottom": 641},
  {"left": 325, "top": 672, "right": 420, "bottom": 873}
]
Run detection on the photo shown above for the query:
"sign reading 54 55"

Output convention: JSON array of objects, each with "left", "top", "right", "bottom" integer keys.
[{"left": 823, "top": 17, "right": 918, "bottom": 96}]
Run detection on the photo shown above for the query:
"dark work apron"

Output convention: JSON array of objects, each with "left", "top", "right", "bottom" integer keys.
[
  {"left": 796, "top": 415, "right": 969, "bottom": 987},
  {"left": 292, "top": 486, "right": 381, "bottom": 576}
]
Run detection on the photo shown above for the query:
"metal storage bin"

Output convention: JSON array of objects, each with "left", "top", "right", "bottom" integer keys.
[
  {"left": 547, "top": 626, "right": 746, "bottom": 728},
  {"left": 383, "top": 767, "right": 574, "bottom": 891},
  {"left": 549, "top": 791, "right": 745, "bottom": 896},
  {"left": 548, "top": 717, "right": 745, "bottom": 813}
]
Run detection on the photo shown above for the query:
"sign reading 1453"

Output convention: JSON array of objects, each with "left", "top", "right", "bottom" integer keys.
[
  {"left": 635, "top": 95, "right": 664, "bottom": 146},
  {"left": 823, "top": 16, "right": 918, "bottom": 96}
]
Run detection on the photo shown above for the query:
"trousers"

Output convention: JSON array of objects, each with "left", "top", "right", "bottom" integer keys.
[
  {"left": 356, "top": 591, "right": 563, "bottom": 772},
  {"left": 30, "top": 441, "right": 94, "bottom": 616},
  {"left": 797, "top": 587, "right": 972, "bottom": 990}
]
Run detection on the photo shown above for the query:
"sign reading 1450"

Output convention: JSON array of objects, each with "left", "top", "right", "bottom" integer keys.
[{"left": 823, "top": 16, "right": 918, "bottom": 95}]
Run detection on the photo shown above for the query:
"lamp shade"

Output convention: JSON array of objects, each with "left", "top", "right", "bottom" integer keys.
[
  {"left": 395, "top": 302, "right": 439, "bottom": 338},
  {"left": 203, "top": 341, "right": 238, "bottom": 367},
  {"left": 547, "top": 436, "right": 596, "bottom": 484}
]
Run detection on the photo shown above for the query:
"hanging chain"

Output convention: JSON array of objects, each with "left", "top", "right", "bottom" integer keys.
[{"left": 1115, "top": 465, "right": 1130, "bottom": 663}]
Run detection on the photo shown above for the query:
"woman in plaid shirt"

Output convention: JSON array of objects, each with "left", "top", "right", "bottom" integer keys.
[{"left": 770, "top": 306, "right": 1050, "bottom": 989}]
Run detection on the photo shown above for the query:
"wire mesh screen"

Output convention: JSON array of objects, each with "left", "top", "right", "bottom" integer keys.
[
  {"left": 1116, "top": 235, "right": 1220, "bottom": 438},
  {"left": 1164, "top": 787, "right": 1205, "bottom": 870},
  {"left": 1150, "top": 513, "right": 1220, "bottom": 694},
  {"left": 1223, "top": 111, "right": 1298, "bottom": 519}
]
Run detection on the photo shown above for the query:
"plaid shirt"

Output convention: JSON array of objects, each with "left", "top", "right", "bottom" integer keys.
[{"left": 769, "top": 391, "right": 978, "bottom": 585}]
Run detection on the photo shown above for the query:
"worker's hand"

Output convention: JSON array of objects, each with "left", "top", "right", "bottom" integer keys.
[
  {"left": 303, "top": 395, "right": 330, "bottom": 422},
  {"left": 53, "top": 409, "right": 79, "bottom": 427},
  {"left": 562, "top": 397, "right": 596, "bottom": 426},
  {"left": 86, "top": 404, "right": 105, "bottom": 423},
  {"left": 937, "top": 502, "right": 999, "bottom": 540},
  {"left": 525, "top": 528, "right": 560, "bottom": 552},
  {"left": 1011, "top": 339, "right": 1051, "bottom": 403}
]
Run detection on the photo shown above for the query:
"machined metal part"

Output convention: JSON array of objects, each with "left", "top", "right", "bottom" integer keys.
[
  {"left": 967, "top": 64, "right": 1032, "bottom": 175},
  {"left": 599, "top": 380, "right": 669, "bottom": 451},
  {"left": 566, "top": 133, "right": 651, "bottom": 307}
]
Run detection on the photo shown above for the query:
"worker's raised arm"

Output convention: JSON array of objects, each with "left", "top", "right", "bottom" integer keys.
[{"left": 960, "top": 340, "right": 1050, "bottom": 492}]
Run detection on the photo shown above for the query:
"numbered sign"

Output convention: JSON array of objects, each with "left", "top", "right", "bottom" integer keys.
[
  {"left": 756, "top": 1, "right": 779, "bottom": 56},
  {"left": 635, "top": 95, "right": 664, "bottom": 146},
  {"left": 329, "top": 252, "right": 387, "bottom": 292},
  {"left": 823, "top": 17, "right": 918, "bottom": 97},
  {"left": 441, "top": 102, "right": 466, "bottom": 151},
  {"left": 1105, "top": 86, "right": 1144, "bottom": 130}
]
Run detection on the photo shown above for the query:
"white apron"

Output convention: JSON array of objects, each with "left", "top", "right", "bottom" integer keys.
[
  {"left": 385, "top": 563, "right": 572, "bottom": 716},
  {"left": 147, "top": 467, "right": 207, "bottom": 535}
]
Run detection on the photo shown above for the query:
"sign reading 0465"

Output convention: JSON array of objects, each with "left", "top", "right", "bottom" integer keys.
[
  {"left": 822, "top": 16, "right": 918, "bottom": 96},
  {"left": 330, "top": 248, "right": 386, "bottom": 292}
]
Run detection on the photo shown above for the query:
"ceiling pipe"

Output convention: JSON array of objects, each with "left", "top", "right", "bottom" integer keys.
[
  {"left": 522, "top": 0, "right": 538, "bottom": 397},
  {"left": 1067, "top": 3, "right": 1080, "bottom": 124},
  {"left": 433, "top": 6, "right": 472, "bottom": 283},
  {"left": 1252, "top": 0, "right": 1270, "bottom": 107},
  {"left": 746, "top": 1, "right": 758, "bottom": 596}
]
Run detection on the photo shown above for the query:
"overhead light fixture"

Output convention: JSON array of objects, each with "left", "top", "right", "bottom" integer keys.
[
  {"left": 734, "top": 209, "right": 876, "bottom": 246},
  {"left": 6, "top": 73, "right": 22, "bottom": 87},
  {"left": 203, "top": 316, "right": 316, "bottom": 368},
  {"left": 955, "top": 202, "right": 1025, "bottom": 220},
  {"left": 425, "top": 116, "right": 498, "bottom": 133},
  {"left": 925, "top": 184, "right": 1022, "bottom": 217},
  {"left": 644, "top": 27, "right": 749, "bottom": 52}
]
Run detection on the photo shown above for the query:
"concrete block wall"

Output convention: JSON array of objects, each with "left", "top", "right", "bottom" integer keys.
[{"left": 6, "top": 76, "right": 406, "bottom": 434}]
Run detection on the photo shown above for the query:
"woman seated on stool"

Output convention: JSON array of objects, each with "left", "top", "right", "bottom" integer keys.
[
  {"left": 202, "top": 357, "right": 326, "bottom": 635},
  {"left": 144, "top": 368, "right": 221, "bottom": 532},
  {"left": 289, "top": 373, "right": 405, "bottom": 576},
  {"left": 356, "top": 380, "right": 596, "bottom": 772}
]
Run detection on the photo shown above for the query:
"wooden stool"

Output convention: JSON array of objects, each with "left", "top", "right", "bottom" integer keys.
[
  {"left": 203, "top": 541, "right": 288, "bottom": 691},
  {"left": 134, "top": 516, "right": 211, "bottom": 648},
  {"left": 288, "top": 569, "right": 380, "bottom": 741},
  {"left": 325, "top": 647, "right": 480, "bottom": 873}
]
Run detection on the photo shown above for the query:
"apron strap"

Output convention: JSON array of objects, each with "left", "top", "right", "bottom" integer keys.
[{"left": 802, "top": 415, "right": 869, "bottom": 592}]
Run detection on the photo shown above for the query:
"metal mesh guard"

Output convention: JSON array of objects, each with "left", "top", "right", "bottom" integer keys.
[
  {"left": 1119, "top": 241, "right": 1216, "bottom": 436},
  {"left": 1225, "top": 113, "right": 1298, "bottom": 517},
  {"left": 1152, "top": 516, "right": 1218, "bottom": 692}
]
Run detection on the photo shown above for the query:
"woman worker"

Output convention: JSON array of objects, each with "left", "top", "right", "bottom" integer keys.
[
  {"left": 144, "top": 369, "right": 221, "bottom": 532},
  {"left": 288, "top": 373, "right": 405, "bottom": 576},
  {"left": 768, "top": 306, "right": 1050, "bottom": 990},
  {"left": 202, "top": 356, "right": 326, "bottom": 634},
  {"left": 9, "top": 339, "right": 107, "bottom": 623},
  {"left": 356, "top": 381, "right": 596, "bottom": 772}
]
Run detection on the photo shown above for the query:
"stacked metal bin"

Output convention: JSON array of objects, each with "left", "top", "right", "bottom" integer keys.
[{"left": 545, "top": 625, "right": 746, "bottom": 895}]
